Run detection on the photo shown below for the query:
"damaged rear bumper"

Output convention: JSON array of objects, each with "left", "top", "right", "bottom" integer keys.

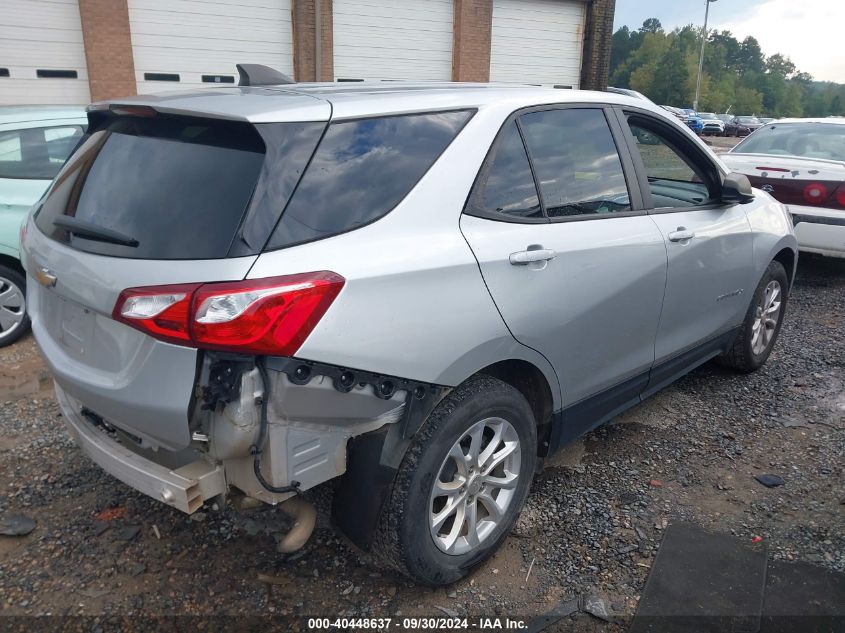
[{"left": 56, "top": 384, "right": 226, "bottom": 514}]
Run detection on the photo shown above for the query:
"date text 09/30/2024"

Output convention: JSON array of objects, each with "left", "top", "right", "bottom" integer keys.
[{"left": 307, "top": 617, "right": 528, "bottom": 630}]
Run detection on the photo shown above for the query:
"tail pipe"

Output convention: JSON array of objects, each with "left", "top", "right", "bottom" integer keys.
[{"left": 277, "top": 496, "right": 317, "bottom": 553}]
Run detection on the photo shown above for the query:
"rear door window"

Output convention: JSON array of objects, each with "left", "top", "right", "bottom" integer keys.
[
  {"left": 0, "top": 125, "right": 84, "bottom": 179},
  {"left": 35, "top": 116, "right": 266, "bottom": 260},
  {"left": 518, "top": 109, "right": 632, "bottom": 218},
  {"left": 268, "top": 110, "right": 473, "bottom": 249}
]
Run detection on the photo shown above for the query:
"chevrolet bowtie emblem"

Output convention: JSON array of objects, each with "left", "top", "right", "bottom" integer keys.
[{"left": 35, "top": 267, "right": 57, "bottom": 288}]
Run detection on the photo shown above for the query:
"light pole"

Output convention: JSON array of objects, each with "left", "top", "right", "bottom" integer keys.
[{"left": 693, "top": 0, "right": 717, "bottom": 111}]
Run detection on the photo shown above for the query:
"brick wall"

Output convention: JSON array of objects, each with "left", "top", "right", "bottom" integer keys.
[
  {"left": 452, "top": 0, "right": 492, "bottom": 82},
  {"left": 580, "top": 0, "right": 615, "bottom": 91},
  {"left": 78, "top": 0, "right": 137, "bottom": 101},
  {"left": 292, "top": 0, "right": 334, "bottom": 82},
  {"left": 73, "top": 0, "right": 613, "bottom": 97}
]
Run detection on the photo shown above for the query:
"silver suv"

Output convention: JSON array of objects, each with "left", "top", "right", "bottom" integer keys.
[{"left": 22, "top": 80, "right": 797, "bottom": 586}]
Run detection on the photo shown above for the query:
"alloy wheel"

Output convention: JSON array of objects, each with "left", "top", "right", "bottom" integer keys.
[
  {"left": 0, "top": 276, "right": 25, "bottom": 342},
  {"left": 429, "top": 417, "right": 521, "bottom": 555},
  {"left": 751, "top": 280, "right": 782, "bottom": 355}
]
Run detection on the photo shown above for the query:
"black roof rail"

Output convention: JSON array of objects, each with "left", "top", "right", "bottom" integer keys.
[{"left": 236, "top": 63, "right": 295, "bottom": 87}]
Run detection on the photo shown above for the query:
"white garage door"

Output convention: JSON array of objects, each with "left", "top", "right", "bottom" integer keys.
[
  {"left": 333, "top": 0, "right": 453, "bottom": 81},
  {"left": 0, "top": 0, "right": 91, "bottom": 105},
  {"left": 128, "top": 0, "right": 294, "bottom": 94},
  {"left": 490, "top": 0, "right": 586, "bottom": 87}
]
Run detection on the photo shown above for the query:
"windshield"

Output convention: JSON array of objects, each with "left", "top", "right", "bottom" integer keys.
[
  {"left": 732, "top": 123, "right": 845, "bottom": 161},
  {"left": 737, "top": 117, "right": 759, "bottom": 124},
  {"left": 699, "top": 113, "right": 717, "bottom": 119}
]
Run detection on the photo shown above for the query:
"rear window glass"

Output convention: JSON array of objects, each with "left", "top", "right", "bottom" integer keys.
[
  {"left": 733, "top": 123, "right": 845, "bottom": 162},
  {"left": 268, "top": 110, "right": 473, "bottom": 249},
  {"left": 35, "top": 116, "right": 265, "bottom": 260},
  {"left": 0, "top": 125, "right": 84, "bottom": 180}
]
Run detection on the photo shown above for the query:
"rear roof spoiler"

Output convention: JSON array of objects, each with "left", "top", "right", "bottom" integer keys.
[{"left": 236, "top": 63, "right": 295, "bottom": 87}]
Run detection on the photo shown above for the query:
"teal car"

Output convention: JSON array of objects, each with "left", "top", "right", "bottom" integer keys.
[{"left": 0, "top": 106, "right": 87, "bottom": 346}]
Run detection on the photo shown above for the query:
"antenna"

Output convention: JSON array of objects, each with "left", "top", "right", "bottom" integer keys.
[{"left": 236, "top": 64, "right": 295, "bottom": 87}]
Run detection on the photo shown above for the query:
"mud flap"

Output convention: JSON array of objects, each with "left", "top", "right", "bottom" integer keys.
[{"left": 332, "top": 384, "right": 449, "bottom": 550}]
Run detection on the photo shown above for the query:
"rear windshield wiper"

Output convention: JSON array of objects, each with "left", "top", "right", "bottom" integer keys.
[{"left": 53, "top": 217, "right": 139, "bottom": 248}]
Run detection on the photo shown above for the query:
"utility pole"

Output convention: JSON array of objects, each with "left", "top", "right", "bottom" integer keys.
[{"left": 693, "top": 0, "right": 717, "bottom": 111}]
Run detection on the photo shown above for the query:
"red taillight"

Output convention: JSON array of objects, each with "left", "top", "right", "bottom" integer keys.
[
  {"left": 191, "top": 273, "right": 344, "bottom": 355},
  {"left": 836, "top": 187, "right": 845, "bottom": 208},
  {"left": 803, "top": 182, "right": 828, "bottom": 205},
  {"left": 112, "top": 272, "right": 345, "bottom": 355},
  {"left": 112, "top": 283, "right": 200, "bottom": 345}
]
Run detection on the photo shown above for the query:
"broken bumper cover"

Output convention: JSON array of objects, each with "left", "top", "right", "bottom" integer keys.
[{"left": 56, "top": 384, "right": 225, "bottom": 514}]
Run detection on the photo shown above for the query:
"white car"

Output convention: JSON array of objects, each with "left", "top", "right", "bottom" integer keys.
[
  {"left": 722, "top": 118, "right": 845, "bottom": 258},
  {"left": 698, "top": 112, "right": 725, "bottom": 136}
]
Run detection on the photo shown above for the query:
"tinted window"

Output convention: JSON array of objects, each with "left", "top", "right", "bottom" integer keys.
[
  {"left": 627, "top": 120, "right": 711, "bottom": 208},
  {"left": 519, "top": 109, "right": 631, "bottom": 217},
  {"left": 268, "top": 110, "right": 473, "bottom": 249},
  {"left": 232, "top": 121, "right": 326, "bottom": 255},
  {"left": 35, "top": 116, "right": 265, "bottom": 260},
  {"left": 0, "top": 125, "right": 83, "bottom": 179},
  {"left": 733, "top": 122, "right": 845, "bottom": 161},
  {"left": 466, "top": 121, "right": 541, "bottom": 219}
]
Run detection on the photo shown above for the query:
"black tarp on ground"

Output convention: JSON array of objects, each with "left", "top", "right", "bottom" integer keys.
[
  {"left": 629, "top": 523, "right": 768, "bottom": 633},
  {"left": 629, "top": 523, "right": 845, "bottom": 633}
]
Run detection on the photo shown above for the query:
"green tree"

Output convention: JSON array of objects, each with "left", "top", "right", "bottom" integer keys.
[
  {"left": 639, "top": 18, "right": 663, "bottom": 34},
  {"left": 609, "top": 18, "right": 845, "bottom": 117}
]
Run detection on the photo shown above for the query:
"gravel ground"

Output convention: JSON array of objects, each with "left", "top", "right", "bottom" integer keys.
[{"left": 0, "top": 255, "right": 843, "bottom": 630}]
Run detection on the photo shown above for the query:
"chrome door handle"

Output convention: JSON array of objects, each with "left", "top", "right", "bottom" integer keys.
[
  {"left": 668, "top": 228, "right": 695, "bottom": 242},
  {"left": 509, "top": 248, "right": 556, "bottom": 265}
]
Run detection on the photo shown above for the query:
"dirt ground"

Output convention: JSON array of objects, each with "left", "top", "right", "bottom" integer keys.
[{"left": 0, "top": 255, "right": 843, "bottom": 631}]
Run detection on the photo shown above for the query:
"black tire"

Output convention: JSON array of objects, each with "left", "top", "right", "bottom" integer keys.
[
  {"left": 0, "top": 264, "right": 30, "bottom": 347},
  {"left": 373, "top": 375, "right": 537, "bottom": 586},
  {"left": 719, "top": 261, "right": 788, "bottom": 372}
]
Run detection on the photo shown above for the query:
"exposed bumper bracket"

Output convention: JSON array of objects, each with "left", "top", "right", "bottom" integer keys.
[{"left": 57, "top": 385, "right": 225, "bottom": 514}]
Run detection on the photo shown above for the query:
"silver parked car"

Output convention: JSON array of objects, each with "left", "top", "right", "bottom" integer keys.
[{"left": 22, "top": 77, "right": 798, "bottom": 586}]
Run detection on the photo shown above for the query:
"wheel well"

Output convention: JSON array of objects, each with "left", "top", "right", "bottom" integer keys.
[
  {"left": 773, "top": 248, "right": 796, "bottom": 289},
  {"left": 478, "top": 359, "right": 554, "bottom": 431},
  {"left": 0, "top": 255, "right": 24, "bottom": 276}
]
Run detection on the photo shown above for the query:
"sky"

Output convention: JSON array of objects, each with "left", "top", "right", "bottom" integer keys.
[{"left": 613, "top": 0, "right": 845, "bottom": 83}]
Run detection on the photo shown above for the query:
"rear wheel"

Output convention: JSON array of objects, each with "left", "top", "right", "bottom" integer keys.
[
  {"left": 373, "top": 375, "right": 537, "bottom": 586},
  {"left": 719, "top": 261, "right": 788, "bottom": 372},
  {"left": 0, "top": 265, "right": 29, "bottom": 347}
]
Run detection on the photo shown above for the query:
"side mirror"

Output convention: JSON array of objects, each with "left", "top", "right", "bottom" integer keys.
[{"left": 721, "top": 172, "right": 755, "bottom": 204}]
